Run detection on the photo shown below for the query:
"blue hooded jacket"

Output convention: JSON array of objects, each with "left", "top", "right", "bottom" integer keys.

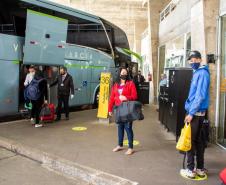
[{"left": 185, "top": 65, "right": 210, "bottom": 116}]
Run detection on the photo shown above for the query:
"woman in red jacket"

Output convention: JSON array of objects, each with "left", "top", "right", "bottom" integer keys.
[{"left": 109, "top": 67, "right": 137, "bottom": 155}]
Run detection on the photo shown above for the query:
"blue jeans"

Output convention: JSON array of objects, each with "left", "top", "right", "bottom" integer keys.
[{"left": 117, "top": 122, "right": 134, "bottom": 149}]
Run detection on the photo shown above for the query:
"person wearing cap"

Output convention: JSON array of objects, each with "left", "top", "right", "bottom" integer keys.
[
  {"left": 180, "top": 50, "right": 210, "bottom": 179},
  {"left": 50, "top": 66, "right": 74, "bottom": 121}
]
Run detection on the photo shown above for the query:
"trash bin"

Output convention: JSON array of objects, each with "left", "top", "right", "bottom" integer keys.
[{"left": 167, "top": 68, "right": 192, "bottom": 138}]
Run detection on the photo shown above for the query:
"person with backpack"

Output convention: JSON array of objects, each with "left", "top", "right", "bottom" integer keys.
[
  {"left": 108, "top": 67, "right": 137, "bottom": 155},
  {"left": 50, "top": 66, "right": 74, "bottom": 121},
  {"left": 23, "top": 65, "right": 36, "bottom": 121},
  {"left": 180, "top": 51, "right": 210, "bottom": 179},
  {"left": 24, "top": 65, "right": 35, "bottom": 87},
  {"left": 25, "top": 68, "right": 48, "bottom": 128}
]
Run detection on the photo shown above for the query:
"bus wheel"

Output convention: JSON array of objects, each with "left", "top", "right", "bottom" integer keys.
[{"left": 94, "top": 89, "right": 100, "bottom": 108}]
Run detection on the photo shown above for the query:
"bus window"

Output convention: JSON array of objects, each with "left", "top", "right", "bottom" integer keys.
[
  {"left": 67, "top": 22, "right": 113, "bottom": 55},
  {"left": 0, "top": 1, "right": 15, "bottom": 35},
  {"left": 0, "top": 0, "right": 26, "bottom": 37}
]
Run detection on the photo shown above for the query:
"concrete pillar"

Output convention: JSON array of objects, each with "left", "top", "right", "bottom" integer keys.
[
  {"left": 190, "top": 1, "right": 206, "bottom": 59},
  {"left": 133, "top": 20, "right": 148, "bottom": 61},
  {"left": 203, "top": 0, "right": 219, "bottom": 125},
  {"left": 131, "top": 20, "right": 147, "bottom": 67},
  {"left": 147, "top": 0, "right": 170, "bottom": 102},
  {"left": 190, "top": 0, "right": 219, "bottom": 124}
]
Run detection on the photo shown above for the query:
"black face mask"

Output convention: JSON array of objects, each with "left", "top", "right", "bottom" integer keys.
[{"left": 120, "top": 75, "right": 127, "bottom": 80}]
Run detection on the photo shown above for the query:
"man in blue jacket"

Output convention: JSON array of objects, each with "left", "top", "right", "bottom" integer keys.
[{"left": 180, "top": 51, "right": 210, "bottom": 179}]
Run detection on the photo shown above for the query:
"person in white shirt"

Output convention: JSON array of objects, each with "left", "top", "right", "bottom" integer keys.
[
  {"left": 24, "top": 65, "right": 36, "bottom": 122},
  {"left": 24, "top": 65, "right": 35, "bottom": 87}
]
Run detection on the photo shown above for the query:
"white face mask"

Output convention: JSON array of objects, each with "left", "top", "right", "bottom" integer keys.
[{"left": 30, "top": 72, "right": 35, "bottom": 77}]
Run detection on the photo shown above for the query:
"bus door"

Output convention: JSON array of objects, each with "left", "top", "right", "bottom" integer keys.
[
  {"left": 0, "top": 34, "right": 23, "bottom": 116},
  {"left": 23, "top": 9, "right": 68, "bottom": 65},
  {"left": 66, "top": 60, "right": 91, "bottom": 106}
]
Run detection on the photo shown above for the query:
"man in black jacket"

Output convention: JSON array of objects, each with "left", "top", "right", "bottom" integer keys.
[
  {"left": 133, "top": 70, "right": 145, "bottom": 85},
  {"left": 50, "top": 66, "right": 74, "bottom": 121}
]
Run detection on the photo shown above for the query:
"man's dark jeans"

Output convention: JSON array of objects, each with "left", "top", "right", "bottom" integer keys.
[
  {"left": 187, "top": 115, "right": 205, "bottom": 170},
  {"left": 57, "top": 95, "right": 69, "bottom": 119}
]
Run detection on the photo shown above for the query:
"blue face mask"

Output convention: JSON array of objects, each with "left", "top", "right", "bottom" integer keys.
[{"left": 190, "top": 63, "right": 200, "bottom": 70}]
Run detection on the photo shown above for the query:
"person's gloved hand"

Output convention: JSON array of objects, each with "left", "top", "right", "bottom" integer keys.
[{"left": 71, "top": 94, "right": 74, "bottom": 99}]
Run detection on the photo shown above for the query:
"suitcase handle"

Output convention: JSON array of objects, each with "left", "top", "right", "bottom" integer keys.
[{"left": 47, "top": 84, "right": 51, "bottom": 103}]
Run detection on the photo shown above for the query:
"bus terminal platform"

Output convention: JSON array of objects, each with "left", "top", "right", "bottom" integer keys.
[{"left": 0, "top": 105, "right": 225, "bottom": 185}]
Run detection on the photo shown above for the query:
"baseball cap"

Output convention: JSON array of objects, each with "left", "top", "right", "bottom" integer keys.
[{"left": 188, "top": 50, "right": 202, "bottom": 60}]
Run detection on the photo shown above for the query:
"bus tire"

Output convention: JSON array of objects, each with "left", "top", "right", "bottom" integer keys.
[{"left": 94, "top": 88, "right": 100, "bottom": 108}]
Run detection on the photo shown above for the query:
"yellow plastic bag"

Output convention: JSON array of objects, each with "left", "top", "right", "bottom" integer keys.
[{"left": 176, "top": 123, "right": 191, "bottom": 152}]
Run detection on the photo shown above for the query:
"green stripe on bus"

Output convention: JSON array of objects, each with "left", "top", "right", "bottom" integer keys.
[
  {"left": 28, "top": 9, "right": 68, "bottom": 22},
  {"left": 65, "top": 64, "right": 105, "bottom": 69},
  {"left": 12, "top": 60, "right": 20, "bottom": 64}
]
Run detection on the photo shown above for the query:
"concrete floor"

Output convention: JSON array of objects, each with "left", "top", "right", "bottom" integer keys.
[
  {"left": 0, "top": 148, "right": 86, "bottom": 185},
  {"left": 0, "top": 105, "right": 225, "bottom": 185}
]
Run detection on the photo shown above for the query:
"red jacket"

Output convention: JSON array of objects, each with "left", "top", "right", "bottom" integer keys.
[{"left": 108, "top": 80, "right": 137, "bottom": 112}]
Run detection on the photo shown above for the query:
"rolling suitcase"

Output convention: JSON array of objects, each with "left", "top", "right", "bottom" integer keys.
[
  {"left": 40, "top": 103, "right": 55, "bottom": 122},
  {"left": 40, "top": 84, "right": 55, "bottom": 122}
]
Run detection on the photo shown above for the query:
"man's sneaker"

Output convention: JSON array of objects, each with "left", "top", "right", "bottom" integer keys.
[
  {"left": 35, "top": 124, "right": 43, "bottom": 128},
  {"left": 196, "top": 169, "right": 206, "bottom": 178},
  {"left": 180, "top": 169, "right": 196, "bottom": 179},
  {"left": 30, "top": 118, "right": 35, "bottom": 125}
]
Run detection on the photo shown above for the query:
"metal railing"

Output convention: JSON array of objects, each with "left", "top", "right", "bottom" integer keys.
[
  {"left": 0, "top": 24, "right": 15, "bottom": 33},
  {"left": 160, "top": 0, "right": 180, "bottom": 22},
  {"left": 68, "top": 23, "right": 111, "bottom": 32}
]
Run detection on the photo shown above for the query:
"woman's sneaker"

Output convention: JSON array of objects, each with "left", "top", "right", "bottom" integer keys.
[
  {"left": 180, "top": 169, "right": 196, "bottom": 179},
  {"left": 196, "top": 169, "right": 206, "bottom": 178}
]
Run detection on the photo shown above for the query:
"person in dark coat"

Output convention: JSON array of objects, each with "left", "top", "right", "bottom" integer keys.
[
  {"left": 133, "top": 70, "right": 145, "bottom": 85},
  {"left": 50, "top": 66, "right": 74, "bottom": 121},
  {"left": 30, "top": 69, "right": 48, "bottom": 128}
]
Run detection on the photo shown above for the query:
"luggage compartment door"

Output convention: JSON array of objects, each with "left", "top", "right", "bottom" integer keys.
[
  {"left": 0, "top": 60, "right": 19, "bottom": 116},
  {"left": 23, "top": 9, "right": 68, "bottom": 65}
]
